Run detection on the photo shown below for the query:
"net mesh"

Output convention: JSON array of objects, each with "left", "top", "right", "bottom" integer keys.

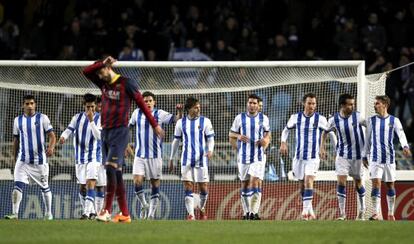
[{"left": 0, "top": 61, "right": 386, "bottom": 220}]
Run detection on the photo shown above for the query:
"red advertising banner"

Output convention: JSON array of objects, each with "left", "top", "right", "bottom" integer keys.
[
  {"left": 387, "top": 182, "right": 414, "bottom": 220},
  {"left": 202, "top": 182, "right": 358, "bottom": 220}
]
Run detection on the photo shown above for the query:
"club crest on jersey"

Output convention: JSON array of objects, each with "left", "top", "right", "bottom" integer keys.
[{"left": 103, "top": 89, "right": 120, "bottom": 100}]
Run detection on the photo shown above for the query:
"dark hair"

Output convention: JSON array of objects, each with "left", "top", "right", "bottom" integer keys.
[
  {"left": 248, "top": 94, "right": 261, "bottom": 102},
  {"left": 96, "top": 96, "right": 102, "bottom": 103},
  {"left": 302, "top": 93, "right": 317, "bottom": 102},
  {"left": 184, "top": 97, "right": 199, "bottom": 111},
  {"left": 375, "top": 95, "right": 391, "bottom": 107},
  {"left": 338, "top": 93, "right": 354, "bottom": 107},
  {"left": 23, "top": 94, "right": 36, "bottom": 103},
  {"left": 83, "top": 93, "right": 97, "bottom": 104},
  {"left": 142, "top": 91, "right": 156, "bottom": 100}
]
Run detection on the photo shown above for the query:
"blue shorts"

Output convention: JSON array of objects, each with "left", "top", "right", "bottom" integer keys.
[{"left": 102, "top": 127, "right": 129, "bottom": 166}]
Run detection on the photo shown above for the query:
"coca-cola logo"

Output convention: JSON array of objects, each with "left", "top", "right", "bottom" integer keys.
[
  {"left": 213, "top": 183, "right": 348, "bottom": 220},
  {"left": 395, "top": 187, "right": 414, "bottom": 220}
]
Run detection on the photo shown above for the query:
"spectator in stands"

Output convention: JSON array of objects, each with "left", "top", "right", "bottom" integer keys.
[
  {"left": 266, "top": 34, "right": 295, "bottom": 60},
  {"left": 212, "top": 40, "right": 234, "bottom": 61},
  {"left": 360, "top": 13, "right": 387, "bottom": 52},
  {"left": 333, "top": 19, "right": 359, "bottom": 59},
  {"left": 118, "top": 39, "right": 145, "bottom": 61}
]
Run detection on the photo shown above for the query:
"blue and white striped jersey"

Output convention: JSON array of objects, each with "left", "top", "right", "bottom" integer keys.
[
  {"left": 281, "top": 112, "right": 329, "bottom": 160},
  {"left": 61, "top": 112, "right": 102, "bottom": 164},
  {"left": 13, "top": 113, "right": 54, "bottom": 164},
  {"left": 327, "top": 112, "right": 365, "bottom": 160},
  {"left": 363, "top": 115, "right": 409, "bottom": 164},
  {"left": 230, "top": 112, "right": 270, "bottom": 164},
  {"left": 174, "top": 116, "right": 215, "bottom": 167},
  {"left": 129, "top": 108, "right": 174, "bottom": 159}
]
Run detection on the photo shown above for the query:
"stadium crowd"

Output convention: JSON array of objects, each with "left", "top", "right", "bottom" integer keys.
[{"left": 1, "top": 0, "right": 414, "bottom": 141}]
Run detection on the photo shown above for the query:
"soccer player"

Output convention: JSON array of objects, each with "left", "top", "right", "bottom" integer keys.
[
  {"left": 83, "top": 56, "right": 164, "bottom": 223},
  {"left": 94, "top": 96, "right": 105, "bottom": 214},
  {"left": 168, "top": 97, "right": 215, "bottom": 220},
  {"left": 5, "top": 95, "right": 56, "bottom": 220},
  {"left": 362, "top": 95, "right": 411, "bottom": 221},
  {"left": 320, "top": 93, "right": 366, "bottom": 220},
  {"left": 279, "top": 93, "right": 329, "bottom": 220},
  {"left": 129, "top": 91, "right": 183, "bottom": 219},
  {"left": 229, "top": 94, "right": 271, "bottom": 220},
  {"left": 59, "top": 93, "right": 105, "bottom": 220}
]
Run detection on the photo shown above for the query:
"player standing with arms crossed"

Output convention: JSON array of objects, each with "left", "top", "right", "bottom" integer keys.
[{"left": 83, "top": 56, "right": 164, "bottom": 223}]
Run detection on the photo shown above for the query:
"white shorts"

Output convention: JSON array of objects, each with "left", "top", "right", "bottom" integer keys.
[
  {"left": 292, "top": 158, "right": 320, "bottom": 180},
  {"left": 181, "top": 165, "right": 209, "bottom": 183},
  {"left": 369, "top": 162, "right": 396, "bottom": 182},
  {"left": 238, "top": 161, "right": 266, "bottom": 181},
  {"left": 76, "top": 162, "right": 106, "bottom": 185},
  {"left": 335, "top": 156, "right": 364, "bottom": 180},
  {"left": 133, "top": 157, "right": 162, "bottom": 180},
  {"left": 96, "top": 164, "right": 106, "bottom": 187},
  {"left": 14, "top": 161, "right": 49, "bottom": 188}
]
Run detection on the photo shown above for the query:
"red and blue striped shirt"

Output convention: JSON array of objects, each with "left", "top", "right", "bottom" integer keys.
[{"left": 83, "top": 61, "right": 158, "bottom": 129}]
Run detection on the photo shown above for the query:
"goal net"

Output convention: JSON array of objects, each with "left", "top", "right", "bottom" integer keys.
[{"left": 0, "top": 60, "right": 385, "bottom": 220}]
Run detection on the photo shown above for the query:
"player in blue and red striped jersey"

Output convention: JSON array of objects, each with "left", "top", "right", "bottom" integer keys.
[{"left": 83, "top": 56, "right": 164, "bottom": 223}]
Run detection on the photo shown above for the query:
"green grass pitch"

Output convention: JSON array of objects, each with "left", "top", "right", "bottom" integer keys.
[{"left": 0, "top": 220, "right": 413, "bottom": 244}]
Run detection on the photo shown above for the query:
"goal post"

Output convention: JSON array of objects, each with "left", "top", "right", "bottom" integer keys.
[{"left": 0, "top": 60, "right": 386, "bottom": 220}]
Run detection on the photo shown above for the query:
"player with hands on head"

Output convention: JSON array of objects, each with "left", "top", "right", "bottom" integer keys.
[{"left": 83, "top": 56, "right": 164, "bottom": 223}]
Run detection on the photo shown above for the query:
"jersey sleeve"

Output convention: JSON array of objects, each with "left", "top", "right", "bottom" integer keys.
[
  {"left": 318, "top": 115, "right": 329, "bottom": 131},
  {"left": 204, "top": 118, "right": 215, "bottom": 138},
  {"left": 281, "top": 114, "right": 296, "bottom": 142},
  {"left": 362, "top": 116, "right": 373, "bottom": 159},
  {"left": 60, "top": 114, "right": 78, "bottom": 140},
  {"left": 263, "top": 114, "right": 270, "bottom": 132},
  {"left": 125, "top": 78, "right": 158, "bottom": 128},
  {"left": 394, "top": 117, "right": 409, "bottom": 149},
  {"left": 42, "top": 114, "right": 53, "bottom": 133},
  {"left": 357, "top": 112, "right": 367, "bottom": 127},
  {"left": 159, "top": 109, "right": 174, "bottom": 125},
  {"left": 13, "top": 117, "right": 19, "bottom": 137},
  {"left": 129, "top": 109, "right": 138, "bottom": 127},
  {"left": 285, "top": 114, "right": 297, "bottom": 130},
  {"left": 327, "top": 116, "right": 336, "bottom": 132},
  {"left": 230, "top": 114, "right": 241, "bottom": 133},
  {"left": 67, "top": 114, "right": 79, "bottom": 132},
  {"left": 174, "top": 119, "right": 183, "bottom": 139},
  {"left": 82, "top": 61, "right": 105, "bottom": 89}
]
